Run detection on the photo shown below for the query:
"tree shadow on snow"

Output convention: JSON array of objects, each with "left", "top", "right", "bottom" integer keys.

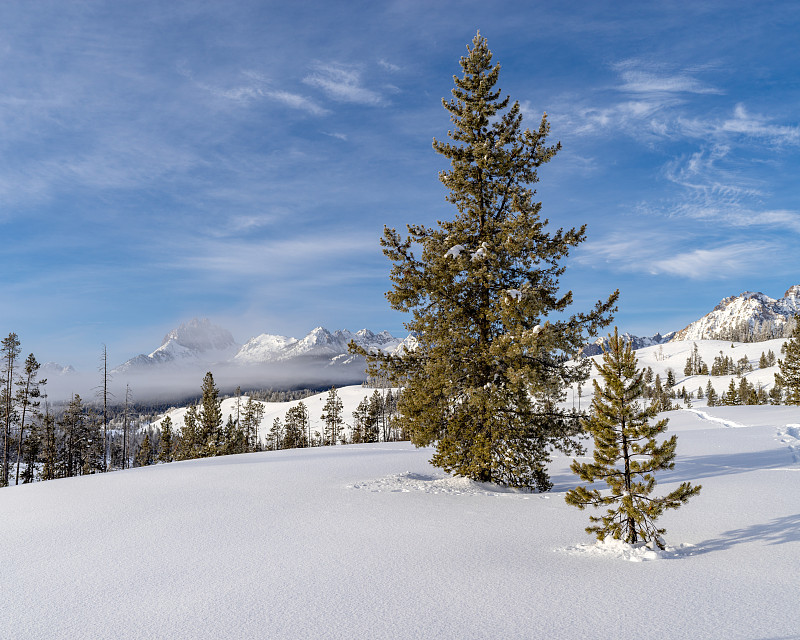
[
  {"left": 550, "top": 447, "right": 796, "bottom": 494},
  {"left": 658, "top": 448, "right": 797, "bottom": 483},
  {"left": 691, "top": 513, "right": 800, "bottom": 555}
]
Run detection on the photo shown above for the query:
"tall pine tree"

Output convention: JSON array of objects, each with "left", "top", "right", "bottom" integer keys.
[
  {"left": 354, "top": 32, "right": 617, "bottom": 490},
  {"left": 565, "top": 329, "right": 700, "bottom": 549},
  {"left": 321, "top": 387, "right": 344, "bottom": 446},
  {"left": 775, "top": 315, "right": 800, "bottom": 404}
]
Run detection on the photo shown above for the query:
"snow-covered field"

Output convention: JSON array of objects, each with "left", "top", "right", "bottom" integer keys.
[{"left": 2, "top": 402, "right": 799, "bottom": 639}]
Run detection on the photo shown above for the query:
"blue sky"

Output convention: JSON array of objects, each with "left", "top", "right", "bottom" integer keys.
[{"left": 1, "top": 0, "right": 799, "bottom": 370}]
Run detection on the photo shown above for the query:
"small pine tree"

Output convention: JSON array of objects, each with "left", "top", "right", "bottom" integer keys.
[
  {"left": 565, "top": 329, "right": 701, "bottom": 549},
  {"left": 198, "top": 372, "right": 223, "bottom": 456},
  {"left": 268, "top": 416, "right": 283, "bottom": 451},
  {"left": 321, "top": 387, "right": 344, "bottom": 446},
  {"left": 157, "top": 416, "right": 173, "bottom": 463},
  {"left": 726, "top": 378, "right": 741, "bottom": 405},
  {"left": 135, "top": 433, "right": 153, "bottom": 467},
  {"left": 284, "top": 402, "right": 309, "bottom": 449}
]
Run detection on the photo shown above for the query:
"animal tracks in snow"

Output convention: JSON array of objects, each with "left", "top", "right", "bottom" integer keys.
[
  {"left": 776, "top": 424, "right": 800, "bottom": 464},
  {"left": 347, "top": 472, "right": 535, "bottom": 497},
  {"left": 684, "top": 409, "right": 747, "bottom": 429}
]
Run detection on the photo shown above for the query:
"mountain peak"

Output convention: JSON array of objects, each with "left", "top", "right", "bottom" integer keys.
[
  {"left": 161, "top": 318, "right": 237, "bottom": 352},
  {"left": 672, "top": 286, "right": 800, "bottom": 342}
]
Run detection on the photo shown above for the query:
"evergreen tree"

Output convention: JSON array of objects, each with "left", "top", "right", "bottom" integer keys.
[
  {"left": 241, "top": 397, "right": 264, "bottom": 452},
  {"left": 14, "top": 353, "right": 45, "bottom": 485},
  {"left": 268, "top": 416, "right": 283, "bottom": 451},
  {"left": 135, "top": 432, "right": 153, "bottom": 467},
  {"left": 40, "top": 411, "right": 56, "bottom": 481},
  {"left": 321, "top": 386, "right": 344, "bottom": 446},
  {"left": 284, "top": 402, "right": 309, "bottom": 449},
  {"left": 759, "top": 352, "right": 769, "bottom": 369},
  {"left": 775, "top": 318, "right": 800, "bottom": 404},
  {"left": 769, "top": 381, "right": 783, "bottom": 404},
  {"left": 175, "top": 405, "right": 200, "bottom": 460},
  {"left": 1, "top": 332, "right": 21, "bottom": 487},
  {"left": 21, "top": 420, "right": 41, "bottom": 483},
  {"left": 722, "top": 379, "right": 740, "bottom": 406},
  {"left": 157, "top": 416, "right": 174, "bottom": 463},
  {"left": 351, "top": 397, "right": 369, "bottom": 444},
  {"left": 352, "top": 32, "right": 616, "bottom": 491},
  {"left": 565, "top": 329, "right": 700, "bottom": 549},
  {"left": 197, "top": 372, "right": 223, "bottom": 456}
]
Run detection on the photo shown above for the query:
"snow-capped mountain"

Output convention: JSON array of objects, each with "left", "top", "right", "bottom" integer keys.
[
  {"left": 671, "top": 286, "right": 800, "bottom": 342},
  {"left": 41, "top": 362, "right": 77, "bottom": 376},
  {"left": 235, "top": 327, "right": 404, "bottom": 365},
  {"left": 115, "top": 320, "right": 406, "bottom": 376},
  {"left": 114, "top": 318, "right": 239, "bottom": 373},
  {"left": 581, "top": 331, "right": 676, "bottom": 357}
]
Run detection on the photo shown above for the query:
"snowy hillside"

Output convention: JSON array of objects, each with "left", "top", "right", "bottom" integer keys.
[
  {"left": 671, "top": 285, "right": 800, "bottom": 341},
  {"left": 160, "top": 384, "right": 380, "bottom": 444},
  {"left": 3, "top": 403, "right": 799, "bottom": 639},
  {"left": 571, "top": 338, "right": 788, "bottom": 408}
]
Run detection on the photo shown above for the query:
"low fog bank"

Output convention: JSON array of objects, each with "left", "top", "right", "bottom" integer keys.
[{"left": 45, "top": 357, "right": 370, "bottom": 406}]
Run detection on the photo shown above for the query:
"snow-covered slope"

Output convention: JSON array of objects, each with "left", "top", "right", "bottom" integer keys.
[
  {"left": 671, "top": 285, "right": 800, "bottom": 342},
  {"left": 3, "top": 403, "right": 799, "bottom": 639},
  {"left": 570, "top": 338, "right": 788, "bottom": 409}
]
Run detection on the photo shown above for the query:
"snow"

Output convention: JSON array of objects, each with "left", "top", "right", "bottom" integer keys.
[
  {"left": 571, "top": 337, "right": 789, "bottom": 403},
  {"left": 444, "top": 244, "right": 466, "bottom": 258},
  {"left": 3, "top": 399, "right": 800, "bottom": 638}
]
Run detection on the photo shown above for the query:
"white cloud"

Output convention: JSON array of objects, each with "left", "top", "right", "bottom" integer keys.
[
  {"left": 614, "top": 60, "right": 722, "bottom": 96},
  {"left": 185, "top": 68, "right": 329, "bottom": 116},
  {"left": 303, "top": 63, "right": 385, "bottom": 106},
  {"left": 679, "top": 104, "right": 800, "bottom": 146},
  {"left": 578, "top": 232, "right": 780, "bottom": 279},
  {"left": 649, "top": 242, "right": 773, "bottom": 279},
  {"left": 168, "top": 232, "right": 380, "bottom": 278},
  {"left": 378, "top": 59, "right": 401, "bottom": 72}
]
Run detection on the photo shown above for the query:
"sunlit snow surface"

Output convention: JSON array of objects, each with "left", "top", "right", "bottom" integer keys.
[{"left": 2, "top": 404, "right": 800, "bottom": 639}]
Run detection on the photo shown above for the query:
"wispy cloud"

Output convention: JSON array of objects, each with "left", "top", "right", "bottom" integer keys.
[
  {"left": 303, "top": 62, "right": 385, "bottom": 106},
  {"left": 184, "top": 68, "right": 329, "bottom": 115},
  {"left": 614, "top": 60, "right": 723, "bottom": 96},
  {"left": 166, "top": 232, "right": 380, "bottom": 278},
  {"left": 578, "top": 232, "right": 777, "bottom": 279},
  {"left": 649, "top": 242, "right": 773, "bottom": 279},
  {"left": 679, "top": 104, "right": 800, "bottom": 146},
  {"left": 378, "top": 58, "right": 401, "bottom": 72}
]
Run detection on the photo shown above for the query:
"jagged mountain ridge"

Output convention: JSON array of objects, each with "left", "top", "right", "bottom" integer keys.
[
  {"left": 114, "top": 320, "right": 408, "bottom": 374},
  {"left": 116, "top": 285, "right": 800, "bottom": 374},
  {"left": 581, "top": 331, "right": 676, "bottom": 357},
  {"left": 671, "top": 285, "right": 800, "bottom": 342}
]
